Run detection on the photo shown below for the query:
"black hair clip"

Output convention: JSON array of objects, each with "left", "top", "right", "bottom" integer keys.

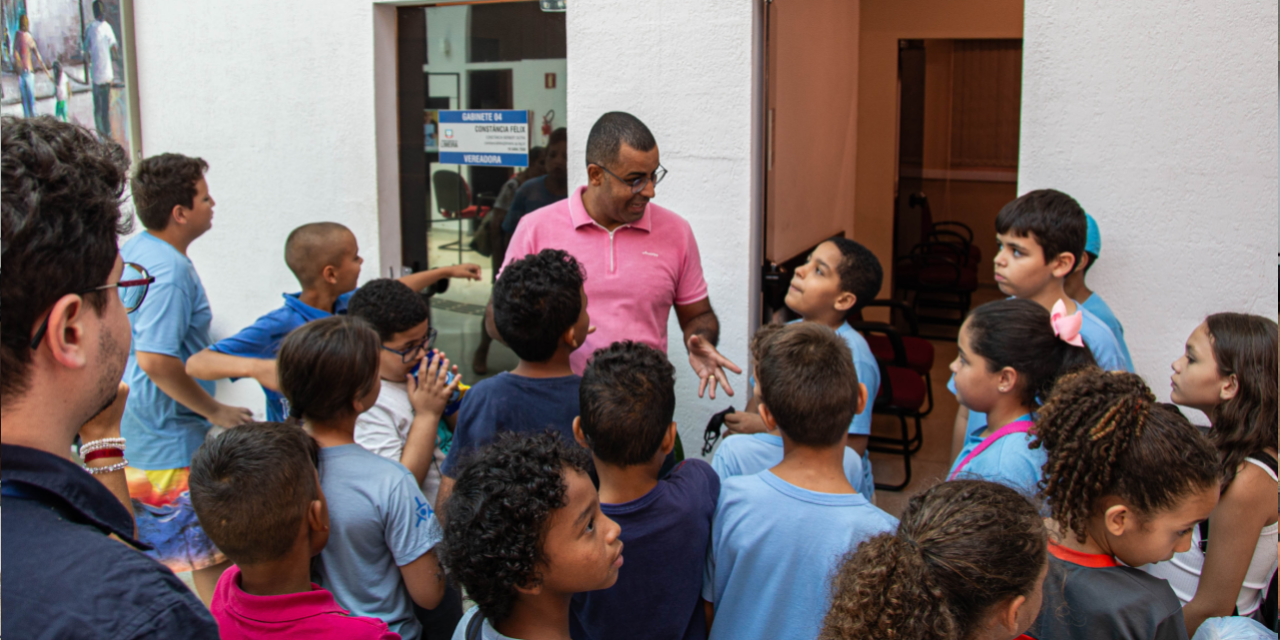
[{"left": 702, "top": 406, "right": 735, "bottom": 456}]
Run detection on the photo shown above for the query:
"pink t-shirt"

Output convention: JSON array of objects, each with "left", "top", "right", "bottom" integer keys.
[
  {"left": 503, "top": 186, "right": 709, "bottom": 374},
  {"left": 211, "top": 565, "right": 400, "bottom": 640}
]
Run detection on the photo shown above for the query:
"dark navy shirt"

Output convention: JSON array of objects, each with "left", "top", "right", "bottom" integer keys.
[
  {"left": 441, "top": 372, "right": 580, "bottom": 477},
  {"left": 501, "top": 176, "right": 568, "bottom": 236},
  {"left": 0, "top": 444, "right": 219, "bottom": 639},
  {"left": 570, "top": 459, "right": 721, "bottom": 640}
]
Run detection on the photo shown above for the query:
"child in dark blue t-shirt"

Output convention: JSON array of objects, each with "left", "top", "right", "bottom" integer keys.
[
  {"left": 569, "top": 341, "right": 720, "bottom": 640},
  {"left": 436, "top": 249, "right": 590, "bottom": 514}
]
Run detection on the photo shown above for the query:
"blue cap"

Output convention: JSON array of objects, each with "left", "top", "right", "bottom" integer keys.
[{"left": 1084, "top": 212, "right": 1101, "bottom": 257}]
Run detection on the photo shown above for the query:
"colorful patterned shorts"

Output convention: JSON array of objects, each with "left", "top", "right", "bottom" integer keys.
[{"left": 126, "top": 466, "right": 227, "bottom": 573}]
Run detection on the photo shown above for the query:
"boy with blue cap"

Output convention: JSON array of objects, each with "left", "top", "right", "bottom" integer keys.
[{"left": 1064, "top": 212, "right": 1133, "bottom": 370}]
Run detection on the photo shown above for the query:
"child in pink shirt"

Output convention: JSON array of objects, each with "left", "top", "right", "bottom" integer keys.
[{"left": 189, "top": 422, "right": 400, "bottom": 640}]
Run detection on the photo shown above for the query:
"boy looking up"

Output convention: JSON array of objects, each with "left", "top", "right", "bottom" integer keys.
[
  {"left": 190, "top": 422, "right": 400, "bottom": 640},
  {"left": 702, "top": 323, "right": 897, "bottom": 640},
  {"left": 1064, "top": 212, "right": 1133, "bottom": 370},
  {"left": 348, "top": 278, "right": 460, "bottom": 505},
  {"left": 186, "top": 221, "right": 478, "bottom": 422},
  {"left": 435, "top": 249, "right": 590, "bottom": 518},
  {"left": 951, "top": 189, "right": 1130, "bottom": 456},
  {"left": 570, "top": 342, "right": 720, "bottom": 640},
  {"left": 723, "top": 237, "right": 882, "bottom": 497},
  {"left": 441, "top": 432, "right": 624, "bottom": 640},
  {"left": 120, "top": 152, "right": 248, "bottom": 602}
]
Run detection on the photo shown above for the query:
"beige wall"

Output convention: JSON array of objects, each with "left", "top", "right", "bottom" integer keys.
[{"left": 856, "top": 0, "right": 1023, "bottom": 296}]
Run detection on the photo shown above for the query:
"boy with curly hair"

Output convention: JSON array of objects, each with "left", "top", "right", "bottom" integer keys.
[
  {"left": 435, "top": 249, "right": 591, "bottom": 517},
  {"left": 441, "top": 431, "right": 623, "bottom": 640},
  {"left": 570, "top": 341, "right": 720, "bottom": 640}
]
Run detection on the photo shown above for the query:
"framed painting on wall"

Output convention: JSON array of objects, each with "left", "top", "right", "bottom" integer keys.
[{"left": 2, "top": 0, "right": 143, "bottom": 162}]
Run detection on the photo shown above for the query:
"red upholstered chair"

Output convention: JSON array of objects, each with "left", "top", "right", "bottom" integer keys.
[
  {"left": 432, "top": 170, "right": 491, "bottom": 263},
  {"left": 850, "top": 319, "right": 929, "bottom": 492},
  {"left": 854, "top": 299, "right": 935, "bottom": 422}
]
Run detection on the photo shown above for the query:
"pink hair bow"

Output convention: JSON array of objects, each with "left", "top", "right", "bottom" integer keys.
[{"left": 1050, "top": 299, "right": 1085, "bottom": 347}]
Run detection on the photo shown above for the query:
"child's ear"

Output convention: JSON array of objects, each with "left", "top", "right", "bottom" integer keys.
[
  {"left": 997, "top": 367, "right": 1019, "bottom": 396},
  {"left": 1048, "top": 251, "right": 1077, "bottom": 279},
  {"left": 562, "top": 324, "right": 579, "bottom": 348},
  {"left": 572, "top": 416, "right": 590, "bottom": 448},
  {"left": 1103, "top": 503, "right": 1133, "bottom": 537},
  {"left": 660, "top": 422, "right": 678, "bottom": 456},
  {"left": 833, "top": 292, "right": 856, "bottom": 314},
  {"left": 1219, "top": 373, "right": 1239, "bottom": 403},
  {"left": 514, "top": 578, "right": 544, "bottom": 596},
  {"left": 854, "top": 382, "right": 868, "bottom": 415},
  {"left": 170, "top": 204, "right": 188, "bottom": 228},
  {"left": 758, "top": 401, "right": 778, "bottom": 430},
  {"left": 991, "top": 594, "right": 1029, "bottom": 635},
  {"left": 321, "top": 264, "right": 339, "bottom": 285}
]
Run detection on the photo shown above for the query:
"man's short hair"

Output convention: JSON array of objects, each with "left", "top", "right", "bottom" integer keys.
[
  {"left": 585, "top": 112, "right": 655, "bottom": 168},
  {"left": 548, "top": 127, "right": 567, "bottom": 148},
  {"left": 579, "top": 341, "right": 676, "bottom": 466},
  {"left": 440, "top": 431, "right": 593, "bottom": 624},
  {"left": 995, "top": 189, "right": 1087, "bottom": 273},
  {"left": 1, "top": 116, "right": 130, "bottom": 403},
  {"left": 755, "top": 323, "right": 860, "bottom": 446},
  {"left": 284, "top": 222, "right": 352, "bottom": 288},
  {"left": 828, "top": 237, "right": 883, "bottom": 315},
  {"left": 493, "top": 249, "right": 585, "bottom": 363},
  {"left": 131, "top": 153, "right": 208, "bottom": 231},
  {"left": 189, "top": 422, "right": 320, "bottom": 566},
  {"left": 347, "top": 279, "right": 430, "bottom": 342},
  {"left": 92, "top": 0, "right": 105, "bottom": 19}
]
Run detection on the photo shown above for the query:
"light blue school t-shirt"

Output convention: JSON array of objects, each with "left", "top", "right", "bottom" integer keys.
[
  {"left": 452, "top": 606, "right": 517, "bottom": 640},
  {"left": 710, "top": 433, "right": 870, "bottom": 496},
  {"left": 1081, "top": 293, "right": 1133, "bottom": 372},
  {"left": 702, "top": 471, "right": 898, "bottom": 640},
  {"left": 120, "top": 232, "right": 217, "bottom": 470},
  {"left": 951, "top": 304, "right": 1131, "bottom": 434},
  {"left": 947, "top": 413, "right": 1044, "bottom": 497},
  {"left": 315, "top": 444, "right": 443, "bottom": 640}
]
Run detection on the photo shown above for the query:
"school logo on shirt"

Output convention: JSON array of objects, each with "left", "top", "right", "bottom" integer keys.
[
  {"left": 414, "top": 496, "right": 431, "bottom": 528},
  {"left": 642, "top": 251, "right": 660, "bottom": 258}
]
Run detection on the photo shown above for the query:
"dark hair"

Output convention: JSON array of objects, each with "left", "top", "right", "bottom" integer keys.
[
  {"left": 585, "top": 112, "right": 655, "bottom": 168},
  {"left": 440, "top": 431, "right": 594, "bottom": 624},
  {"left": 1203, "top": 313, "right": 1278, "bottom": 489},
  {"left": 756, "top": 323, "right": 860, "bottom": 446},
  {"left": 827, "top": 237, "right": 883, "bottom": 315},
  {"left": 1034, "top": 368, "right": 1221, "bottom": 543},
  {"left": 1, "top": 116, "right": 131, "bottom": 403},
  {"left": 131, "top": 153, "right": 209, "bottom": 231},
  {"left": 1082, "top": 251, "right": 1099, "bottom": 274},
  {"left": 190, "top": 422, "right": 319, "bottom": 565},
  {"left": 92, "top": 0, "right": 104, "bottom": 20},
  {"left": 347, "top": 278, "right": 430, "bottom": 342},
  {"left": 965, "top": 298, "right": 1097, "bottom": 409},
  {"left": 995, "top": 189, "right": 1086, "bottom": 274},
  {"left": 821, "top": 481, "right": 1047, "bottom": 640},
  {"left": 579, "top": 341, "right": 676, "bottom": 466},
  {"left": 277, "top": 316, "right": 381, "bottom": 423},
  {"left": 283, "top": 222, "right": 352, "bottom": 288},
  {"left": 493, "top": 249, "right": 585, "bottom": 362},
  {"left": 548, "top": 127, "right": 568, "bottom": 148}
]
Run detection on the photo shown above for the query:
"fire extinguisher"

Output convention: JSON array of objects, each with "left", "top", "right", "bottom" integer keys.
[{"left": 541, "top": 110, "right": 555, "bottom": 143}]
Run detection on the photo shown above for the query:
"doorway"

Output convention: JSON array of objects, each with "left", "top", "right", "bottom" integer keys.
[{"left": 397, "top": 0, "right": 568, "bottom": 381}]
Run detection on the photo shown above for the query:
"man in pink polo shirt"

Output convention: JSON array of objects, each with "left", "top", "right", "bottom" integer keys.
[{"left": 488, "top": 111, "right": 741, "bottom": 398}]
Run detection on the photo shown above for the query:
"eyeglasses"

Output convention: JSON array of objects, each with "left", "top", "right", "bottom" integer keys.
[
  {"left": 596, "top": 164, "right": 668, "bottom": 195},
  {"left": 381, "top": 327, "right": 438, "bottom": 363},
  {"left": 29, "top": 262, "right": 155, "bottom": 350}
]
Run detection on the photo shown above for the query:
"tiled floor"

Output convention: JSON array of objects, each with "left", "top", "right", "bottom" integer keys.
[{"left": 426, "top": 225, "right": 520, "bottom": 382}]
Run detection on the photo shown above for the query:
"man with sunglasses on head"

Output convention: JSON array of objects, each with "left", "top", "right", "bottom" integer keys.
[
  {"left": 490, "top": 111, "right": 741, "bottom": 400},
  {"left": 1, "top": 116, "right": 219, "bottom": 638}
]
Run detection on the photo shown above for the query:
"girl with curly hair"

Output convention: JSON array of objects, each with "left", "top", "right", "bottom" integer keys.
[
  {"left": 440, "top": 431, "right": 624, "bottom": 640},
  {"left": 1026, "top": 368, "right": 1221, "bottom": 640},
  {"left": 947, "top": 298, "right": 1095, "bottom": 496},
  {"left": 820, "top": 480, "right": 1048, "bottom": 640},
  {"left": 1144, "top": 314, "right": 1278, "bottom": 634}
]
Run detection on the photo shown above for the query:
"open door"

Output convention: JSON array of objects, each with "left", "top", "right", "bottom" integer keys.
[{"left": 764, "top": 0, "right": 861, "bottom": 265}]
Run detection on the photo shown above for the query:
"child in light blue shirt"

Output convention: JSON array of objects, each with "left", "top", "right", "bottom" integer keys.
[
  {"left": 1066, "top": 212, "right": 1134, "bottom": 370},
  {"left": 946, "top": 299, "right": 1095, "bottom": 496},
  {"left": 722, "top": 238, "right": 882, "bottom": 497},
  {"left": 703, "top": 323, "right": 896, "bottom": 640}
]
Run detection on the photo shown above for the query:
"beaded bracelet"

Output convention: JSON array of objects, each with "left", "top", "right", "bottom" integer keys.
[
  {"left": 80, "top": 437, "right": 127, "bottom": 456},
  {"left": 85, "top": 459, "right": 129, "bottom": 475}
]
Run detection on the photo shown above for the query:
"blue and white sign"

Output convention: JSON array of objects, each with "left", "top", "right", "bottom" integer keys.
[{"left": 438, "top": 110, "right": 530, "bottom": 167}]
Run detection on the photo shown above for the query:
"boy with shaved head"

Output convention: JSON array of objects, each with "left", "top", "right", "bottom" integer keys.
[{"left": 187, "top": 222, "right": 480, "bottom": 422}]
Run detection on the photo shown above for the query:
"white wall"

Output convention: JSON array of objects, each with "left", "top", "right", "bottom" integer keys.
[
  {"left": 1019, "top": 0, "right": 1279, "bottom": 416},
  {"left": 567, "top": 0, "right": 760, "bottom": 451}
]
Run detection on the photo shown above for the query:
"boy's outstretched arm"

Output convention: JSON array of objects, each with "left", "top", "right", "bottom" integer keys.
[
  {"left": 400, "top": 550, "right": 447, "bottom": 610},
  {"left": 398, "top": 263, "right": 483, "bottom": 292},
  {"left": 138, "top": 352, "right": 253, "bottom": 428},
  {"left": 186, "top": 349, "right": 279, "bottom": 392}
]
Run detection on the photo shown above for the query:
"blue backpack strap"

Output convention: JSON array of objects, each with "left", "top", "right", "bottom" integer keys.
[{"left": 466, "top": 609, "right": 486, "bottom": 640}]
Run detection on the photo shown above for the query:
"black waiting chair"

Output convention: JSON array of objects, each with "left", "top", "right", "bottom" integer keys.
[{"left": 432, "top": 170, "right": 491, "bottom": 263}]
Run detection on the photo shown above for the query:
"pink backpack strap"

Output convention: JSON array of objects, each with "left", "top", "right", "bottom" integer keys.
[{"left": 948, "top": 420, "right": 1035, "bottom": 480}]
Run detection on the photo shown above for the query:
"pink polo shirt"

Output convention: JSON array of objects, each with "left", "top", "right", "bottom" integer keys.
[
  {"left": 211, "top": 565, "right": 400, "bottom": 640},
  {"left": 503, "top": 186, "right": 709, "bottom": 374}
]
